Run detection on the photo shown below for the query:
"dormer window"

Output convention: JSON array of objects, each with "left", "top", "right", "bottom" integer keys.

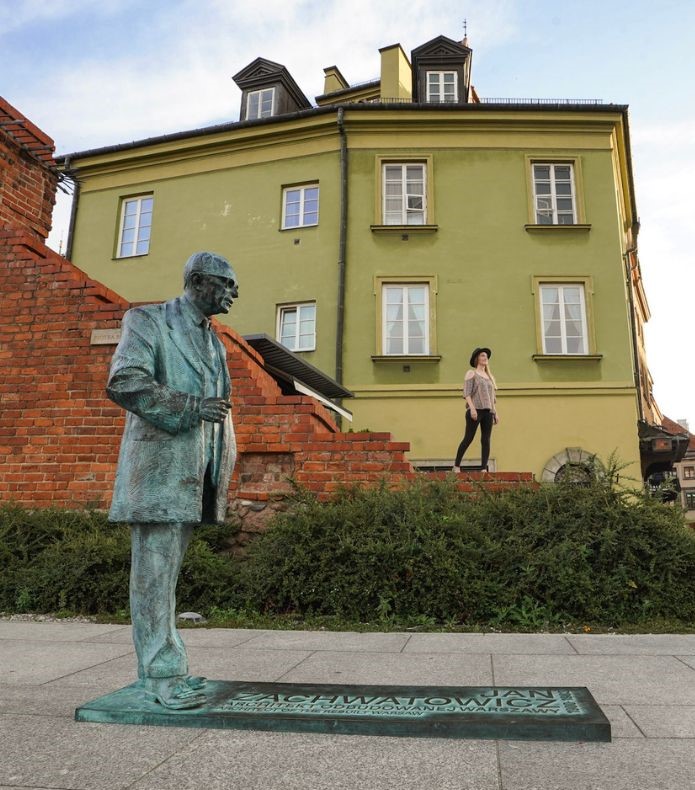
[
  {"left": 426, "top": 71, "right": 457, "bottom": 103},
  {"left": 247, "top": 88, "right": 276, "bottom": 120},
  {"left": 233, "top": 58, "right": 311, "bottom": 122},
  {"left": 410, "top": 35, "right": 472, "bottom": 104}
]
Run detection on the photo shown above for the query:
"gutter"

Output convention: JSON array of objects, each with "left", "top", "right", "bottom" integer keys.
[
  {"left": 624, "top": 246, "right": 644, "bottom": 422},
  {"left": 62, "top": 156, "right": 80, "bottom": 260},
  {"left": 335, "top": 107, "right": 348, "bottom": 395},
  {"left": 54, "top": 102, "right": 630, "bottom": 165}
]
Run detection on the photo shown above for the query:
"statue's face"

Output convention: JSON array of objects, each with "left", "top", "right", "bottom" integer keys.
[{"left": 193, "top": 272, "right": 239, "bottom": 316}]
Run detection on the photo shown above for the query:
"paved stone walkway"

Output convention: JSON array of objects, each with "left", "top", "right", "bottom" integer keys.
[{"left": 1, "top": 622, "right": 694, "bottom": 789}]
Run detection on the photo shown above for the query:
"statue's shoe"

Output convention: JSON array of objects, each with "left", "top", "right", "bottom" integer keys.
[
  {"left": 185, "top": 675, "right": 207, "bottom": 690},
  {"left": 143, "top": 678, "right": 206, "bottom": 710}
]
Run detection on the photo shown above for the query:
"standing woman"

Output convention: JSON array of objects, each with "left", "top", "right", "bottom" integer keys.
[{"left": 453, "top": 347, "right": 499, "bottom": 472}]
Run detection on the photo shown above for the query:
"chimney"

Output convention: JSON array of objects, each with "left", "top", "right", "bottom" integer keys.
[{"left": 379, "top": 44, "right": 412, "bottom": 101}]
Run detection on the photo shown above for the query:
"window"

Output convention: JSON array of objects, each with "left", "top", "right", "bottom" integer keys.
[
  {"left": 539, "top": 284, "right": 588, "bottom": 355},
  {"left": 383, "top": 163, "right": 426, "bottom": 225},
  {"left": 382, "top": 284, "right": 429, "bottom": 355},
  {"left": 277, "top": 303, "right": 316, "bottom": 351},
  {"left": 684, "top": 466, "right": 695, "bottom": 480},
  {"left": 426, "top": 71, "right": 457, "bottom": 102},
  {"left": 247, "top": 88, "right": 275, "bottom": 120},
  {"left": 685, "top": 491, "right": 695, "bottom": 510},
  {"left": 282, "top": 184, "right": 319, "bottom": 229},
  {"left": 532, "top": 163, "right": 577, "bottom": 224},
  {"left": 117, "top": 196, "right": 153, "bottom": 258}
]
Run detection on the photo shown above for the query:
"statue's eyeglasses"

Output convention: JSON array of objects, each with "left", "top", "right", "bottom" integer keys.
[{"left": 204, "top": 274, "right": 237, "bottom": 289}]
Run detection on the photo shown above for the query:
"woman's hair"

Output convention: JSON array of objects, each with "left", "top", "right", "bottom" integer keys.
[{"left": 473, "top": 353, "right": 497, "bottom": 389}]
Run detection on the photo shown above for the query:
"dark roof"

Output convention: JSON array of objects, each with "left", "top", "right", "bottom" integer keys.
[{"left": 243, "top": 333, "right": 352, "bottom": 400}]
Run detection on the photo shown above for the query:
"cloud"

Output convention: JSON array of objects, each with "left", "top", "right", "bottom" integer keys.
[
  {"left": 632, "top": 119, "right": 695, "bottom": 147},
  {"left": 29, "top": 0, "right": 518, "bottom": 154},
  {"left": 0, "top": 0, "right": 133, "bottom": 36}
]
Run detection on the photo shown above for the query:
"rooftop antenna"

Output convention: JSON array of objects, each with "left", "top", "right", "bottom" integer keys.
[{"left": 462, "top": 18, "right": 469, "bottom": 47}]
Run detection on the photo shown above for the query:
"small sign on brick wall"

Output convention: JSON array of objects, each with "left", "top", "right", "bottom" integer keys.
[{"left": 90, "top": 328, "right": 122, "bottom": 345}]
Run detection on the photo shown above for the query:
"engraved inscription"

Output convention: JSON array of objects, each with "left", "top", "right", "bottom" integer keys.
[
  {"left": 90, "top": 328, "right": 122, "bottom": 345},
  {"left": 217, "top": 688, "right": 588, "bottom": 719}
]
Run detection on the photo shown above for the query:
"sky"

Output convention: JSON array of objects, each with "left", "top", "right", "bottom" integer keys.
[{"left": 2, "top": 0, "right": 694, "bottom": 427}]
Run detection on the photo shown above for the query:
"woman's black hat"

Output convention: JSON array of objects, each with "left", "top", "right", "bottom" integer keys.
[{"left": 470, "top": 347, "right": 492, "bottom": 366}]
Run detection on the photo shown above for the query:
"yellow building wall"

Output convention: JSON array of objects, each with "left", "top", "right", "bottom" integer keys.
[
  {"left": 66, "top": 108, "right": 643, "bottom": 477},
  {"left": 350, "top": 388, "right": 641, "bottom": 479}
]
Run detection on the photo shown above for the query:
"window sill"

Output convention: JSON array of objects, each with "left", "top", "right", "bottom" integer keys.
[
  {"left": 370, "top": 225, "right": 439, "bottom": 235},
  {"left": 279, "top": 224, "right": 318, "bottom": 232},
  {"left": 533, "top": 353, "right": 602, "bottom": 362},
  {"left": 371, "top": 355, "right": 441, "bottom": 364},
  {"left": 525, "top": 224, "right": 591, "bottom": 233},
  {"left": 113, "top": 253, "right": 150, "bottom": 260}
]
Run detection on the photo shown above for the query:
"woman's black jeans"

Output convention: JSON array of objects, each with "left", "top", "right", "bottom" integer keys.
[{"left": 454, "top": 408, "right": 493, "bottom": 469}]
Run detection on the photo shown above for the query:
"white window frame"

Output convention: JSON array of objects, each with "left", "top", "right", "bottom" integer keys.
[
  {"left": 539, "top": 283, "right": 588, "bottom": 355},
  {"left": 382, "top": 163, "right": 427, "bottom": 225},
  {"left": 426, "top": 71, "right": 458, "bottom": 103},
  {"left": 117, "top": 195, "right": 153, "bottom": 258},
  {"left": 532, "top": 163, "right": 577, "bottom": 224},
  {"left": 382, "top": 284, "right": 430, "bottom": 355},
  {"left": 277, "top": 302, "right": 316, "bottom": 352},
  {"left": 247, "top": 87, "right": 275, "bottom": 120},
  {"left": 281, "top": 184, "right": 319, "bottom": 229}
]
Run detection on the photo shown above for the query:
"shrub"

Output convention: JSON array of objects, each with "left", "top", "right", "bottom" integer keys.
[
  {"left": 0, "top": 504, "right": 240, "bottom": 615},
  {"left": 239, "top": 473, "right": 695, "bottom": 627},
  {"left": 2, "top": 469, "right": 694, "bottom": 629}
]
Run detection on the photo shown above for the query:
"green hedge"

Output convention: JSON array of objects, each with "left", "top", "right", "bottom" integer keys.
[
  {"left": 0, "top": 504, "right": 239, "bottom": 615},
  {"left": 2, "top": 471, "right": 694, "bottom": 629},
  {"left": 238, "top": 475, "right": 695, "bottom": 627}
]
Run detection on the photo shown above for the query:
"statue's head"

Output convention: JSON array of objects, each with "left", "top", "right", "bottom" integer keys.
[{"left": 183, "top": 252, "right": 238, "bottom": 317}]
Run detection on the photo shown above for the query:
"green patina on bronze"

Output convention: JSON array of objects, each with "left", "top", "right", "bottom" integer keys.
[{"left": 76, "top": 682, "right": 611, "bottom": 741}]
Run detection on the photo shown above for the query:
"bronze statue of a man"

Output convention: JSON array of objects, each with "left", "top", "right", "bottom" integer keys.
[{"left": 107, "top": 251, "right": 238, "bottom": 710}]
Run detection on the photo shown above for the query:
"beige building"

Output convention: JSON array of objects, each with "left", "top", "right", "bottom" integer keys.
[{"left": 661, "top": 417, "right": 695, "bottom": 524}]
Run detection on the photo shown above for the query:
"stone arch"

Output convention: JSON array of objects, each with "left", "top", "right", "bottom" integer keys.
[{"left": 541, "top": 447, "right": 601, "bottom": 483}]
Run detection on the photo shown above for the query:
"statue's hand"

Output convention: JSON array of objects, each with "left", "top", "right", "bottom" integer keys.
[{"left": 200, "top": 397, "right": 231, "bottom": 423}]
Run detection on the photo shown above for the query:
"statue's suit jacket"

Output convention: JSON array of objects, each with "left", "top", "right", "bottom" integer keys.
[{"left": 106, "top": 297, "right": 236, "bottom": 524}]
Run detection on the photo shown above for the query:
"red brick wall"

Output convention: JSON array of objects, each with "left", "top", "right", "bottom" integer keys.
[
  {"left": 0, "top": 98, "right": 57, "bottom": 242},
  {"left": 0, "top": 233, "right": 125, "bottom": 505}
]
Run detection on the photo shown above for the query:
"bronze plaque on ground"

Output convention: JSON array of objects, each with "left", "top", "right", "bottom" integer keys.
[{"left": 76, "top": 681, "right": 611, "bottom": 741}]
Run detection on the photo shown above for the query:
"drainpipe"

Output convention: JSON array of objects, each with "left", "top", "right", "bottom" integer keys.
[
  {"left": 623, "top": 244, "right": 644, "bottom": 422},
  {"left": 335, "top": 107, "right": 348, "bottom": 393},
  {"left": 63, "top": 157, "right": 80, "bottom": 261}
]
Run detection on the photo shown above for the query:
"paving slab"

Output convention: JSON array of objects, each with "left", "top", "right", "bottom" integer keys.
[
  {"left": 278, "top": 650, "right": 493, "bottom": 685},
  {"left": 0, "top": 714, "right": 202, "bottom": 790},
  {"left": 493, "top": 654, "right": 695, "bottom": 705},
  {"left": 240, "top": 630, "right": 410, "bottom": 653},
  {"left": 404, "top": 633, "right": 575, "bottom": 655},
  {"left": 0, "top": 639, "right": 134, "bottom": 684},
  {"left": 601, "top": 705, "right": 644, "bottom": 738},
  {"left": 678, "top": 655, "right": 695, "bottom": 670},
  {"left": 0, "top": 683, "right": 108, "bottom": 718},
  {"left": 87, "top": 625, "right": 265, "bottom": 648},
  {"left": 0, "top": 621, "right": 128, "bottom": 642},
  {"left": 498, "top": 738, "right": 695, "bottom": 790},
  {"left": 623, "top": 705, "right": 695, "bottom": 738},
  {"left": 46, "top": 646, "right": 313, "bottom": 689},
  {"left": 568, "top": 634, "right": 695, "bottom": 655},
  {"left": 128, "top": 728, "right": 500, "bottom": 790}
]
